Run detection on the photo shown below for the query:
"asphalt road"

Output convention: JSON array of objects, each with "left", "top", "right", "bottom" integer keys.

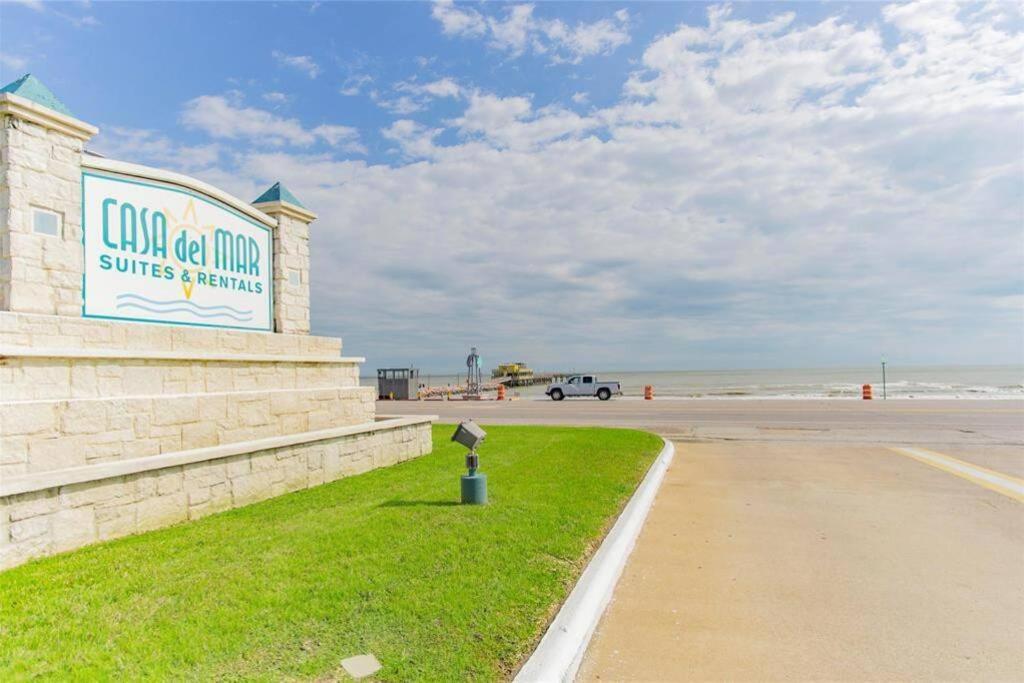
[
  {"left": 379, "top": 397, "right": 1024, "bottom": 447},
  {"left": 381, "top": 398, "right": 1024, "bottom": 681}
]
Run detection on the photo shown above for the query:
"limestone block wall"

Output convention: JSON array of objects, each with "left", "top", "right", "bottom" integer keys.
[
  {"left": 1, "top": 386, "right": 376, "bottom": 477},
  {"left": 0, "top": 126, "right": 6, "bottom": 309},
  {"left": 1, "top": 419, "right": 433, "bottom": 569},
  {"left": 275, "top": 212, "right": 311, "bottom": 334},
  {"left": 0, "top": 311, "right": 437, "bottom": 569},
  {"left": 0, "top": 353, "right": 361, "bottom": 401},
  {"left": 0, "top": 312, "right": 341, "bottom": 355},
  {"left": 256, "top": 206, "right": 312, "bottom": 335},
  {"left": 0, "top": 116, "right": 87, "bottom": 315}
]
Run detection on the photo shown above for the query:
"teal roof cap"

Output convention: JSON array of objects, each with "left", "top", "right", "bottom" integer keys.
[
  {"left": 0, "top": 74, "right": 74, "bottom": 117},
  {"left": 252, "top": 182, "right": 306, "bottom": 208}
]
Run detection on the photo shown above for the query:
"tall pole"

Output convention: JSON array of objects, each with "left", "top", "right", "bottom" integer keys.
[{"left": 881, "top": 358, "right": 887, "bottom": 400}]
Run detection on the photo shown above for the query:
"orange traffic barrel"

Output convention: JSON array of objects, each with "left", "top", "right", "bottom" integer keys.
[
  {"left": 497, "top": 384, "right": 506, "bottom": 401},
  {"left": 862, "top": 384, "right": 873, "bottom": 400},
  {"left": 644, "top": 385, "right": 654, "bottom": 400}
]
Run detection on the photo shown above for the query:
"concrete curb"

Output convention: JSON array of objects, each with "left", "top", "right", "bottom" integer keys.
[{"left": 514, "top": 437, "right": 676, "bottom": 683}]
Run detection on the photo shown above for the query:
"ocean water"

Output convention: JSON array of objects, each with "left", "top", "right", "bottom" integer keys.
[{"left": 376, "top": 366, "right": 1024, "bottom": 400}]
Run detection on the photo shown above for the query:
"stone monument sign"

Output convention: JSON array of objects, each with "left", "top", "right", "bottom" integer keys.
[{"left": 0, "top": 74, "right": 434, "bottom": 569}]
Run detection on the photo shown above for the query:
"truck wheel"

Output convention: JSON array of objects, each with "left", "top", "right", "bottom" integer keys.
[
  {"left": 597, "top": 388, "right": 611, "bottom": 401},
  {"left": 550, "top": 389, "right": 564, "bottom": 401}
]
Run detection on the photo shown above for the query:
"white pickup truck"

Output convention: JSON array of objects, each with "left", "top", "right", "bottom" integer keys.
[{"left": 545, "top": 375, "right": 622, "bottom": 401}]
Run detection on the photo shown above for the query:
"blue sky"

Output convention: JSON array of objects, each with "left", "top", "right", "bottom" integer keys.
[{"left": 3, "top": 0, "right": 1022, "bottom": 372}]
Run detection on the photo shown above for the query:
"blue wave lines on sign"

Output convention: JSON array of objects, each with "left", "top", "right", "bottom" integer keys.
[{"left": 116, "top": 293, "right": 254, "bottom": 322}]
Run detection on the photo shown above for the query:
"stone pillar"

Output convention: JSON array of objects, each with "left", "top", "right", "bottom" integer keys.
[
  {"left": 0, "top": 75, "right": 97, "bottom": 315},
  {"left": 252, "top": 183, "right": 316, "bottom": 335}
]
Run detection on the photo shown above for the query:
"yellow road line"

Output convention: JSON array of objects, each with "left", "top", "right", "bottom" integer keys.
[{"left": 889, "top": 446, "right": 1024, "bottom": 502}]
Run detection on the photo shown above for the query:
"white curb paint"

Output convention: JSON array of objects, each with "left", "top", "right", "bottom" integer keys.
[{"left": 514, "top": 438, "right": 676, "bottom": 683}]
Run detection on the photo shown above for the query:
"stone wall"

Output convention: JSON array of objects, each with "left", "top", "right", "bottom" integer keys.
[
  {"left": 0, "top": 115, "right": 85, "bottom": 315},
  {"left": 277, "top": 211, "right": 310, "bottom": 334},
  {"left": 0, "top": 311, "right": 341, "bottom": 355},
  {"left": 2, "top": 386, "right": 376, "bottom": 477},
  {"left": 1, "top": 420, "right": 433, "bottom": 570},
  {"left": 0, "top": 304, "right": 435, "bottom": 571},
  {"left": 0, "top": 354, "right": 361, "bottom": 401},
  {"left": 0, "top": 126, "right": 7, "bottom": 310},
  {"left": 255, "top": 203, "right": 312, "bottom": 335}
]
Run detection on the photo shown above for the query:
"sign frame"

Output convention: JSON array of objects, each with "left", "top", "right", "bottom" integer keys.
[{"left": 80, "top": 170, "right": 274, "bottom": 332}]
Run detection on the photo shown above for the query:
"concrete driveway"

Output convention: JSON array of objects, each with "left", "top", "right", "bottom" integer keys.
[
  {"left": 382, "top": 399, "right": 1024, "bottom": 680},
  {"left": 577, "top": 441, "right": 1023, "bottom": 681}
]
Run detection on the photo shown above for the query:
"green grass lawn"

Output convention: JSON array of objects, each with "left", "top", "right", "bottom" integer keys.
[{"left": 0, "top": 425, "right": 662, "bottom": 681}]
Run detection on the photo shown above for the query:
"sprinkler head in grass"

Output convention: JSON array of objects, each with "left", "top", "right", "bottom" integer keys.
[{"left": 451, "top": 420, "right": 487, "bottom": 504}]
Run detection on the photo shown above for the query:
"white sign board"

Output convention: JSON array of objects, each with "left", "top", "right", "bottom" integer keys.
[{"left": 82, "top": 172, "right": 273, "bottom": 331}]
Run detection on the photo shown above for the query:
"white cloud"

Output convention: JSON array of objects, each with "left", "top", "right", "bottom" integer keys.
[
  {"left": 182, "top": 95, "right": 315, "bottom": 145},
  {"left": 152, "top": 2, "right": 1023, "bottom": 368},
  {"left": 454, "top": 92, "right": 596, "bottom": 150},
  {"left": 381, "top": 119, "right": 444, "bottom": 158},
  {"left": 431, "top": 0, "right": 486, "bottom": 38},
  {"left": 272, "top": 50, "right": 321, "bottom": 79},
  {"left": 90, "top": 126, "right": 221, "bottom": 172},
  {"left": 69, "top": 14, "right": 99, "bottom": 28},
  {"left": 374, "top": 77, "right": 464, "bottom": 114},
  {"left": 571, "top": 91, "right": 589, "bottom": 105},
  {"left": 487, "top": 4, "right": 535, "bottom": 54},
  {"left": 10, "top": 0, "right": 99, "bottom": 27},
  {"left": 536, "top": 10, "right": 631, "bottom": 63},
  {"left": 181, "top": 95, "right": 364, "bottom": 152},
  {"left": 417, "top": 77, "right": 462, "bottom": 99},
  {"left": 50, "top": 5, "right": 100, "bottom": 28},
  {"left": 371, "top": 92, "right": 423, "bottom": 115},
  {"left": 431, "top": 1, "right": 631, "bottom": 64},
  {"left": 262, "top": 91, "right": 290, "bottom": 105},
  {"left": 0, "top": 53, "right": 28, "bottom": 72},
  {"left": 9, "top": 0, "right": 44, "bottom": 12},
  {"left": 340, "top": 74, "right": 373, "bottom": 96},
  {"left": 312, "top": 124, "right": 367, "bottom": 154}
]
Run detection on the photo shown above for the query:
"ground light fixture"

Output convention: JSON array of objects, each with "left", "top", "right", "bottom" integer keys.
[{"left": 451, "top": 420, "right": 487, "bottom": 504}]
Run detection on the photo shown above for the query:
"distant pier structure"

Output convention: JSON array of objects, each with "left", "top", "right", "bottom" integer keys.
[
  {"left": 491, "top": 361, "right": 567, "bottom": 387},
  {"left": 491, "top": 371, "right": 569, "bottom": 388},
  {"left": 384, "top": 352, "right": 570, "bottom": 400}
]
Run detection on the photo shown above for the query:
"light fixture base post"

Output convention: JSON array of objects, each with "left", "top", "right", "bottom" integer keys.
[{"left": 461, "top": 473, "right": 487, "bottom": 504}]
